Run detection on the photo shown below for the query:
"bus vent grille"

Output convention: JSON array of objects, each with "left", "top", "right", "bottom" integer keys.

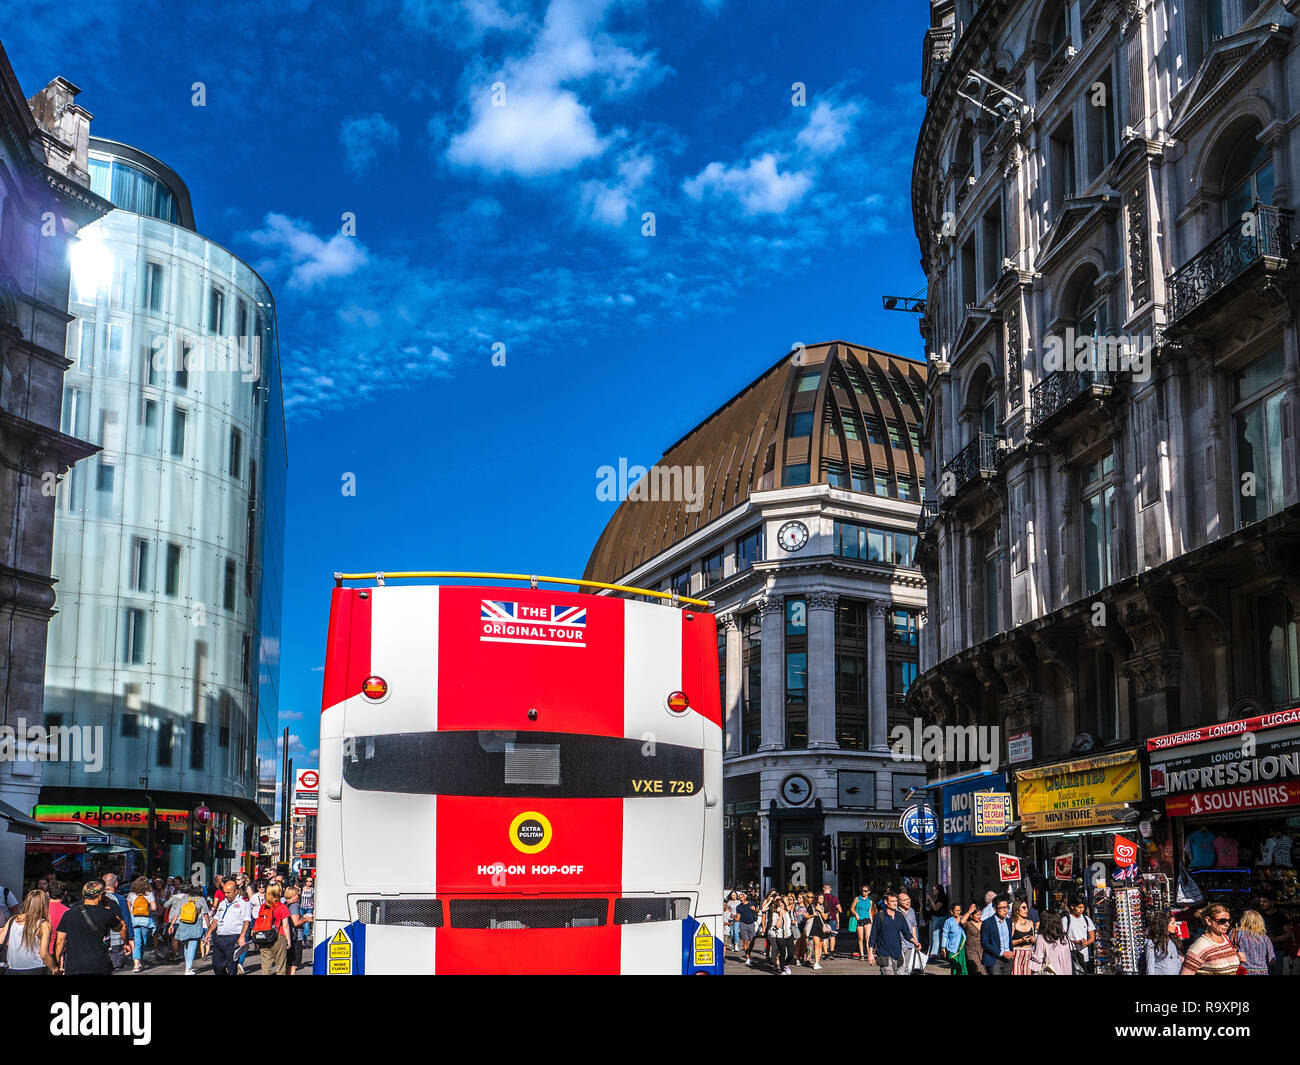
[
  {"left": 449, "top": 899, "right": 607, "bottom": 929},
  {"left": 355, "top": 899, "right": 444, "bottom": 927},
  {"left": 613, "top": 897, "right": 691, "bottom": 924}
]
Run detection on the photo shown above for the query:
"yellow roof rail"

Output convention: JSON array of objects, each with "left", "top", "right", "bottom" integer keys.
[{"left": 333, "top": 570, "right": 712, "bottom": 609}]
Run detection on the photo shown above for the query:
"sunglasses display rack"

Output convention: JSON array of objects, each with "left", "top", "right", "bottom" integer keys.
[{"left": 1110, "top": 886, "right": 1145, "bottom": 974}]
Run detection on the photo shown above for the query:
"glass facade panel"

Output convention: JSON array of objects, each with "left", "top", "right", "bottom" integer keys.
[{"left": 46, "top": 203, "right": 285, "bottom": 824}]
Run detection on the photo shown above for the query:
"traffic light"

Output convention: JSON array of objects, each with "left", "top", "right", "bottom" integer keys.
[{"left": 819, "top": 835, "right": 833, "bottom": 868}]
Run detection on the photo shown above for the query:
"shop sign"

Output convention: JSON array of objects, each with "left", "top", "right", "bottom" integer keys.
[
  {"left": 1146, "top": 707, "right": 1300, "bottom": 752},
  {"left": 941, "top": 773, "right": 1010, "bottom": 844},
  {"left": 997, "top": 853, "right": 1022, "bottom": 882},
  {"left": 1014, "top": 751, "right": 1142, "bottom": 832},
  {"left": 33, "top": 805, "right": 189, "bottom": 826},
  {"left": 1113, "top": 836, "right": 1138, "bottom": 867},
  {"left": 973, "top": 792, "right": 1013, "bottom": 837},
  {"left": 1008, "top": 730, "right": 1033, "bottom": 764},
  {"left": 862, "top": 817, "right": 901, "bottom": 833},
  {"left": 1164, "top": 779, "right": 1300, "bottom": 818},
  {"left": 1053, "top": 853, "right": 1073, "bottom": 880},
  {"left": 1148, "top": 725, "right": 1300, "bottom": 797}
]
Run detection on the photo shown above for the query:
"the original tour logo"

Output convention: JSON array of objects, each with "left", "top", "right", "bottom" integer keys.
[
  {"left": 509, "top": 811, "right": 552, "bottom": 854},
  {"left": 481, "top": 601, "right": 587, "bottom": 648}
]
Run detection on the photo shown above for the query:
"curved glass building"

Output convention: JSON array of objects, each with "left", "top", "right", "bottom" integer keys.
[{"left": 36, "top": 138, "right": 285, "bottom": 881}]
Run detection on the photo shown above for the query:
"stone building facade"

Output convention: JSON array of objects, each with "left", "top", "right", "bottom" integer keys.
[
  {"left": 0, "top": 47, "right": 109, "bottom": 889},
  {"left": 909, "top": 0, "right": 1300, "bottom": 907},
  {"left": 587, "top": 342, "right": 931, "bottom": 898}
]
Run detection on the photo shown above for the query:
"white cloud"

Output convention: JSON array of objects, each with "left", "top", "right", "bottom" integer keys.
[
  {"left": 280, "top": 711, "right": 304, "bottom": 721},
  {"left": 446, "top": 0, "right": 662, "bottom": 178},
  {"left": 401, "top": 0, "right": 530, "bottom": 42},
  {"left": 796, "top": 99, "right": 860, "bottom": 156},
  {"left": 683, "top": 153, "right": 812, "bottom": 215},
  {"left": 580, "top": 150, "right": 653, "bottom": 225},
  {"left": 247, "top": 213, "right": 369, "bottom": 290},
  {"left": 340, "top": 112, "right": 399, "bottom": 173},
  {"left": 448, "top": 87, "right": 605, "bottom": 176}
]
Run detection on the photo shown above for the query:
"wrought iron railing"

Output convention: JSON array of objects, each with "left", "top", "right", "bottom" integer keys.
[
  {"left": 1167, "top": 203, "right": 1292, "bottom": 323},
  {"left": 941, "top": 432, "right": 1003, "bottom": 497},
  {"left": 918, "top": 500, "right": 940, "bottom": 534},
  {"left": 1037, "top": 41, "right": 1074, "bottom": 95},
  {"left": 1081, "top": 1, "right": 1110, "bottom": 40},
  {"left": 1029, "top": 368, "right": 1116, "bottom": 431}
]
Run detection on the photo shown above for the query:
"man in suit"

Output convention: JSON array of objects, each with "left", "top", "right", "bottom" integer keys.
[{"left": 981, "top": 894, "right": 1016, "bottom": 974}]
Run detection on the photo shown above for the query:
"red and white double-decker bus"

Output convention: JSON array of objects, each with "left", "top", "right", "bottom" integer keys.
[{"left": 312, "top": 573, "right": 725, "bottom": 975}]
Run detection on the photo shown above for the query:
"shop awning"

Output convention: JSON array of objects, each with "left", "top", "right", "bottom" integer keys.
[
  {"left": 923, "top": 768, "right": 1002, "bottom": 791},
  {"left": 0, "top": 798, "right": 47, "bottom": 834}
]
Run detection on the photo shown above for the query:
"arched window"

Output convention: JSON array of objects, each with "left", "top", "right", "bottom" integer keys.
[
  {"left": 1076, "top": 271, "right": 1108, "bottom": 339},
  {"left": 980, "top": 377, "right": 999, "bottom": 435},
  {"left": 1047, "top": 4, "right": 1069, "bottom": 53},
  {"left": 1221, "top": 129, "right": 1273, "bottom": 226}
]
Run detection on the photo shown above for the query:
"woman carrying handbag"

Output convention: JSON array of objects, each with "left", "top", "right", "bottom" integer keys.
[
  {"left": 1010, "top": 899, "right": 1037, "bottom": 975},
  {"left": 1028, "top": 912, "right": 1073, "bottom": 975}
]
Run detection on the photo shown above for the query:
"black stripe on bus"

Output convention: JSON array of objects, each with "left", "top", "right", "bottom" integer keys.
[{"left": 342, "top": 730, "right": 704, "bottom": 798}]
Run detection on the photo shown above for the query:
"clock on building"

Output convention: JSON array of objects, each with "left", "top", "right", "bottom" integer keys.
[
  {"left": 780, "top": 773, "right": 813, "bottom": 806},
  {"left": 777, "top": 520, "right": 809, "bottom": 552}
]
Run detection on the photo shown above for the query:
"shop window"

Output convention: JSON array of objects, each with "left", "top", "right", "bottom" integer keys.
[
  {"left": 1233, "top": 347, "right": 1286, "bottom": 526},
  {"left": 835, "top": 600, "right": 868, "bottom": 749},
  {"left": 741, "top": 612, "right": 762, "bottom": 754}
]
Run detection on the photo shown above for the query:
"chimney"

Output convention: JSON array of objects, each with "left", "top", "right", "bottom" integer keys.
[{"left": 27, "top": 76, "right": 93, "bottom": 187}]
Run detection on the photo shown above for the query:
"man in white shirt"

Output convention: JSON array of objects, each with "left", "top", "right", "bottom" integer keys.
[
  {"left": 979, "top": 890, "right": 997, "bottom": 920},
  {"left": 1065, "top": 896, "right": 1096, "bottom": 972},
  {"left": 209, "top": 878, "right": 251, "bottom": 975}
]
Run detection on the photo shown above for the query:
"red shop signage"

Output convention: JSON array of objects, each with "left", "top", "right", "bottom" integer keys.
[
  {"left": 1147, "top": 706, "right": 1300, "bottom": 751},
  {"left": 1164, "top": 780, "right": 1300, "bottom": 817}
]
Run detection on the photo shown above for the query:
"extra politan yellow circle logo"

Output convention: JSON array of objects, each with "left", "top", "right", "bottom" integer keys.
[{"left": 509, "top": 811, "right": 552, "bottom": 854}]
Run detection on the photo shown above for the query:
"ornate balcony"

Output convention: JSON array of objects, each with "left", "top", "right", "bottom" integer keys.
[
  {"left": 940, "top": 432, "right": 1004, "bottom": 504},
  {"left": 1081, "top": 1, "right": 1110, "bottom": 41},
  {"left": 1167, "top": 204, "right": 1292, "bottom": 327},
  {"left": 1028, "top": 368, "right": 1116, "bottom": 439},
  {"left": 1037, "top": 41, "right": 1075, "bottom": 96},
  {"left": 917, "top": 500, "right": 940, "bottom": 536}
]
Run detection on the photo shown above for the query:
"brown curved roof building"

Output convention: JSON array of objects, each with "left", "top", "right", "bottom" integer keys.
[{"left": 586, "top": 341, "right": 928, "bottom": 583}]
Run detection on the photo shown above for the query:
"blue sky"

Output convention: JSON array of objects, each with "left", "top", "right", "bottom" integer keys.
[{"left": 10, "top": 0, "right": 929, "bottom": 765}]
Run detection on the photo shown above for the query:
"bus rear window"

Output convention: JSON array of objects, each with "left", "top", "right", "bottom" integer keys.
[{"left": 343, "top": 730, "right": 704, "bottom": 798}]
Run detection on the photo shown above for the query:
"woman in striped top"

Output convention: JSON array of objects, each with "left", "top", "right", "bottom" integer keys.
[{"left": 1181, "top": 904, "right": 1240, "bottom": 975}]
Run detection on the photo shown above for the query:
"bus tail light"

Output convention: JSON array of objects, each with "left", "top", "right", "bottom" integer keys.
[
  {"left": 362, "top": 675, "right": 388, "bottom": 699},
  {"left": 666, "top": 691, "right": 690, "bottom": 714}
]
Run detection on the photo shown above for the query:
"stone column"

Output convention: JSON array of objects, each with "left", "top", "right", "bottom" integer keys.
[
  {"left": 868, "top": 599, "right": 890, "bottom": 752},
  {"left": 758, "top": 596, "right": 785, "bottom": 752},
  {"left": 807, "top": 591, "right": 839, "bottom": 749},
  {"left": 721, "top": 614, "right": 742, "bottom": 758}
]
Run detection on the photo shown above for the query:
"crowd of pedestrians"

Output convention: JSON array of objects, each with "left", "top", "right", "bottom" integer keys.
[
  {"left": 722, "top": 881, "right": 1292, "bottom": 976},
  {"left": 0, "top": 869, "right": 313, "bottom": 976}
]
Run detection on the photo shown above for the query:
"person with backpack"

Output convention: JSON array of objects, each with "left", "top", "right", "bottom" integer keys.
[
  {"left": 100, "top": 873, "right": 131, "bottom": 970},
  {"left": 126, "top": 876, "right": 157, "bottom": 973},
  {"left": 208, "top": 877, "right": 252, "bottom": 976},
  {"left": 252, "top": 883, "right": 292, "bottom": 975},
  {"left": 54, "top": 881, "right": 131, "bottom": 975},
  {"left": 0, "top": 882, "right": 18, "bottom": 923},
  {"left": 0, "top": 889, "right": 58, "bottom": 974},
  {"left": 284, "top": 884, "right": 312, "bottom": 975},
  {"left": 172, "top": 883, "right": 210, "bottom": 975}
]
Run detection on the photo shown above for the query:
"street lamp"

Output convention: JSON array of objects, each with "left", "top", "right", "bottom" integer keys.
[{"left": 139, "top": 776, "right": 153, "bottom": 878}]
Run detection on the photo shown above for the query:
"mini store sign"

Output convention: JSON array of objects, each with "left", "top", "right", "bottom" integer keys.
[{"left": 1014, "top": 752, "right": 1142, "bottom": 832}]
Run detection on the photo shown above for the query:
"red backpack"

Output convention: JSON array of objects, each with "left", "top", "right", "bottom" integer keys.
[{"left": 251, "top": 904, "right": 278, "bottom": 947}]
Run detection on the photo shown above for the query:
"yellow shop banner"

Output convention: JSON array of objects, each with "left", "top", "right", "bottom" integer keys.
[{"left": 1015, "top": 751, "right": 1142, "bottom": 832}]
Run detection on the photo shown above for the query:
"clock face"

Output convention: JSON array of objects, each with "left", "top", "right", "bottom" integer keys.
[
  {"left": 781, "top": 774, "right": 812, "bottom": 806},
  {"left": 777, "top": 520, "right": 809, "bottom": 552}
]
